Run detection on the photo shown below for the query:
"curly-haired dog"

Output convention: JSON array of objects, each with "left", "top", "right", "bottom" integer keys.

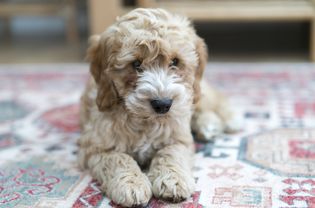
[{"left": 78, "top": 8, "right": 240, "bottom": 207}]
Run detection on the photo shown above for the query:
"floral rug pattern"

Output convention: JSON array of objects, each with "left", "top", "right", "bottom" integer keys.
[{"left": 0, "top": 64, "right": 314, "bottom": 208}]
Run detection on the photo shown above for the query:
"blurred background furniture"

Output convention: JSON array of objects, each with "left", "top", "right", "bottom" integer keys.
[
  {"left": 0, "top": 0, "right": 79, "bottom": 43},
  {"left": 0, "top": 0, "right": 314, "bottom": 63},
  {"left": 89, "top": 0, "right": 315, "bottom": 61}
]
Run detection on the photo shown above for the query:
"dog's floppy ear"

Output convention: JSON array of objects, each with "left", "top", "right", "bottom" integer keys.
[
  {"left": 193, "top": 37, "right": 208, "bottom": 104},
  {"left": 86, "top": 35, "right": 118, "bottom": 111}
]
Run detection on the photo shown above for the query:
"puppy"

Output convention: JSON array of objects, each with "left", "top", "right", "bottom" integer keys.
[{"left": 78, "top": 8, "right": 239, "bottom": 207}]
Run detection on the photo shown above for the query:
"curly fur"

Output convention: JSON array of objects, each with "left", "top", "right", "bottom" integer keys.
[{"left": 78, "top": 8, "right": 240, "bottom": 207}]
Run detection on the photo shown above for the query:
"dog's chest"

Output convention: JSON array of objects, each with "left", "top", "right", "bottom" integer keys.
[
  {"left": 130, "top": 125, "right": 172, "bottom": 166},
  {"left": 133, "top": 140, "right": 155, "bottom": 166}
]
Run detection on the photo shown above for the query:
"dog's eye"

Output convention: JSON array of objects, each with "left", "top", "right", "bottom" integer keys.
[
  {"left": 170, "top": 58, "right": 179, "bottom": 67},
  {"left": 132, "top": 60, "right": 143, "bottom": 72}
]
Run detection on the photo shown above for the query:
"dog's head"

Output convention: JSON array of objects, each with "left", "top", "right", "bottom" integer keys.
[{"left": 87, "top": 8, "right": 207, "bottom": 120}]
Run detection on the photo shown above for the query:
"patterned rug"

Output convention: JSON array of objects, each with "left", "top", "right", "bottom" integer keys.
[{"left": 0, "top": 63, "right": 314, "bottom": 208}]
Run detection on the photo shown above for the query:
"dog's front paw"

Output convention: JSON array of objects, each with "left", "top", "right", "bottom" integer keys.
[
  {"left": 107, "top": 172, "right": 152, "bottom": 207},
  {"left": 193, "top": 112, "right": 224, "bottom": 141},
  {"left": 150, "top": 169, "right": 195, "bottom": 203}
]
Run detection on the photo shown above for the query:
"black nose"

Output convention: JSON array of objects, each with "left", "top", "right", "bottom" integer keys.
[{"left": 150, "top": 99, "right": 173, "bottom": 114}]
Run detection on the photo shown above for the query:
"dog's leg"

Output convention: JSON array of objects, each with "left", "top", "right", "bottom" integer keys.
[
  {"left": 148, "top": 144, "right": 195, "bottom": 202},
  {"left": 192, "top": 80, "right": 225, "bottom": 141},
  {"left": 192, "top": 80, "right": 242, "bottom": 141},
  {"left": 191, "top": 110, "right": 224, "bottom": 141},
  {"left": 215, "top": 100, "right": 243, "bottom": 134},
  {"left": 85, "top": 152, "right": 152, "bottom": 207}
]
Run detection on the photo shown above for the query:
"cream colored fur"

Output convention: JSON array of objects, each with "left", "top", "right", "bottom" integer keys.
[{"left": 78, "top": 8, "right": 240, "bottom": 207}]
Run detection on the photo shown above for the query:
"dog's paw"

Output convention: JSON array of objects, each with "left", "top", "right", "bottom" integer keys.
[
  {"left": 224, "top": 113, "right": 243, "bottom": 133},
  {"left": 150, "top": 170, "right": 195, "bottom": 203},
  {"left": 107, "top": 172, "right": 152, "bottom": 207},
  {"left": 198, "top": 122, "right": 223, "bottom": 141},
  {"left": 193, "top": 112, "right": 224, "bottom": 141}
]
